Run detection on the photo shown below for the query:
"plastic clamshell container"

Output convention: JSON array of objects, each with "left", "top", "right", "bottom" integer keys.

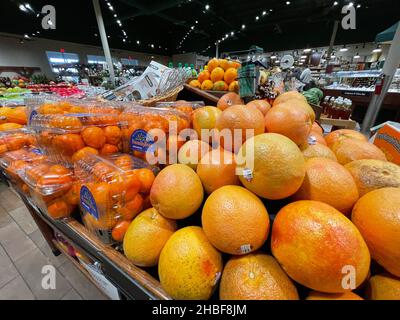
[
  {"left": 0, "top": 105, "right": 28, "bottom": 127},
  {"left": 0, "top": 128, "right": 37, "bottom": 155},
  {"left": 0, "top": 146, "right": 46, "bottom": 196},
  {"left": 75, "top": 153, "right": 157, "bottom": 244},
  {"left": 19, "top": 160, "right": 77, "bottom": 220},
  {"left": 120, "top": 105, "right": 190, "bottom": 158},
  {"left": 155, "top": 101, "right": 205, "bottom": 121},
  {"left": 30, "top": 112, "right": 128, "bottom": 166}
]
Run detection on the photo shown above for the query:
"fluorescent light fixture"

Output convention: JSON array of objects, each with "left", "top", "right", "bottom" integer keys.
[
  {"left": 270, "top": 55, "right": 276, "bottom": 59},
  {"left": 275, "top": 60, "right": 280, "bottom": 63},
  {"left": 354, "top": 55, "right": 360, "bottom": 58},
  {"left": 303, "top": 48, "right": 312, "bottom": 52},
  {"left": 331, "top": 54, "right": 336, "bottom": 58},
  {"left": 340, "top": 47, "right": 348, "bottom": 52},
  {"left": 372, "top": 48, "right": 382, "bottom": 53},
  {"left": 301, "top": 55, "right": 307, "bottom": 58}
]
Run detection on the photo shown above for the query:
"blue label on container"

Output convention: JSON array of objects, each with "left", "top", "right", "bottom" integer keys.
[
  {"left": 29, "top": 110, "right": 37, "bottom": 125},
  {"left": 80, "top": 186, "right": 99, "bottom": 220},
  {"left": 130, "top": 129, "right": 154, "bottom": 152},
  {"left": 31, "top": 148, "right": 43, "bottom": 155}
]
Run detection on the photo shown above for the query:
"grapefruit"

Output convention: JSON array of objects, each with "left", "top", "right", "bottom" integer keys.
[
  {"left": 306, "top": 291, "right": 363, "bottom": 300},
  {"left": 202, "top": 185, "right": 269, "bottom": 255},
  {"left": 271, "top": 200, "right": 370, "bottom": 293},
  {"left": 273, "top": 91, "right": 307, "bottom": 106},
  {"left": 352, "top": 187, "right": 400, "bottom": 277},
  {"left": 300, "top": 143, "right": 338, "bottom": 161},
  {"left": 345, "top": 159, "right": 400, "bottom": 196},
  {"left": 150, "top": 164, "right": 204, "bottom": 219},
  {"left": 293, "top": 157, "right": 359, "bottom": 215},
  {"left": 331, "top": 139, "right": 387, "bottom": 165},
  {"left": 366, "top": 273, "right": 400, "bottom": 300},
  {"left": 158, "top": 226, "right": 223, "bottom": 300},
  {"left": 311, "top": 122, "right": 323, "bottom": 135},
  {"left": 123, "top": 208, "right": 177, "bottom": 267},
  {"left": 246, "top": 99, "right": 271, "bottom": 116},
  {"left": 215, "top": 104, "right": 265, "bottom": 153},
  {"left": 325, "top": 129, "right": 367, "bottom": 148},
  {"left": 217, "top": 92, "right": 243, "bottom": 111},
  {"left": 236, "top": 133, "right": 306, "bottom": 200},
  {"left": 265, "top": 102, "right": 312, "bottom": 145},
  {"left": 178, "top": 140, "right": 210, "bottom": 170},
  {"left": 220, "top": 253, "right": 299, "bottom": 300},
  {"left": 196, "top": 148, "right": 240, "bottom": 194}
]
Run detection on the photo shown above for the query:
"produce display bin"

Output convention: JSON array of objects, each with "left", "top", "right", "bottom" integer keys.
[
  {"left": 75, "top": 153, "right": 157, "bottom": 245},
  {"left": 30, "top": 112, "right": 128, "bottom": 166},
  {"left": 19, "top": 159, "right": 78, "bottom": 220}
]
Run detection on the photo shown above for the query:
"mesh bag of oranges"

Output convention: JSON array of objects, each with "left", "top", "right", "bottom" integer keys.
[
  {"left": 74, "top": 153, "right": 158, "bottom": 244},
  {"left": 120, "top": 105, "right": 190, "bottom": 164},
  {"left": 30, "top": 112, "right": 128, "bottom": 166},
  {"left": 0, "top": 146, "right": 46, "bottom": 196},
  {"left": 0, "top": 128, "right": 37, "bottom": 155},
  {"left": 19, "top": 160, "right": 78, "bottom": 220}
]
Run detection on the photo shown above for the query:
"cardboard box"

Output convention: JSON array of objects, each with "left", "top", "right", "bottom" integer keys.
[{"left": 371, "top": 121, "right": 400, "bottom": 165}]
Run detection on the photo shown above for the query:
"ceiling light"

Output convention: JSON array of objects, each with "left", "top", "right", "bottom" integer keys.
[
  {"left": 48, "top": 20, "right": 53, "bottom": 25},
  {"left": 354, "top": 54, "right": 360, "bottom": 58},
  {"left": 333, "top": 1, "right": 338, "bottom": 5},
  {"left": 303, "top": 48, "right": 312, "bottom": 52},
  {"left": 270, "top": 9, "right": 273, "bottom": 12},
  {"left": 301, "top": 55, "right": 307, "bottom": 58},
  {"left": 24, "top": 34, "right": 29, "bottom": 38},
  {"left": 151, "top": 44, "right": 154, "bottom": 48},
  {"left": 114, "top": 14, "right": 117, "bottom": 17},
  {"left": 275, "top": 60, "right": 280, "bottom": 63},
  {"left": 25, "top": 4, "right": 32, "bottom": 10},
  {"left": 256, "top": 16, "right": 259, "bottom": 20},
  {"left": 231, "top": 31, "right": 234, "bottom": 36},
  {"left": 262, "top": 11, "right": 266, "bottom": 15},
  {"left": 191, "top": 26, "right": 194, "bottom": 29},
  {"left": 117, "top": 20, "right": 121, "bottom": 24},
  {"left": 109, "top": 6, "right": 114, "bottom": 10},
  {"left": 225, "top": 33, "right": 229, "bottom": 37},
  {"left": 242, "top": 24, "right": 246, "bottom": 29},
  {"left": 348, "top": 2, "right": 354, "bottom": 7},
  {"left": 205, "top": 4, "right": 210, "bottom": 10},
  {"left": 286, "top": 1, "right": 291, "bottom": 5},
  {"left": 331, "top": 54, "right": 336, "bottom": 58},
  {"left": 357, "top": 4, "right": 361, "bottom": 8},
  {"left": 372, "top": 48, "right": 382, "bottom": 53},
  {"left": 270, "top": 55, "right": 276, "bottom": 59},
  {"left": 195, "top": 20, "right": 198, "bottom": 24},
  {"left": 123, "top": 39, "right": 126, "bottom": 42},
  {"left": 19, "top": 4, "right": 28, "bottom": 12},
  {"left": 339, "top": 47, "right": 348, "bottom": 52}
]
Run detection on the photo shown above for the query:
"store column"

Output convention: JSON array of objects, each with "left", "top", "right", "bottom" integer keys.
[
  {"left": 362, "top": 23, "right": 400, "bottom": 133},
  {"left": 92, "top": 0, "right": 116, "bottom": 85}
]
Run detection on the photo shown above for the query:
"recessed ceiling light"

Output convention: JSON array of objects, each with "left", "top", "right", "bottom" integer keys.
[
  {"left": 262, "top": 11, "right": 266, "bottom": 15},
  {"left": 286, "top": 1, "right": 291, "bottom": 5},
  {"left": 349, "top": 2, "right": 354, "bottom": 7},
  {"left": 333, "top": 1, "right": 338, "bottom": 6},
  {"left": 205, "top": 4, "right": 210, "bottom": 10},
  {"left": 255, "top": 16, "right": 259, "bottom": 20},
  {"left": 231, "top": 31, "right": 234, "bottom": 36},
  {"left": 357, "top": 4, "right": 361, "bottom": 8},
  {"left": 24, "top": 34, "right": 29, "bottom": 38},
  {"left": 19, "top": 4, "right": 28, "bottom": 12},
  {"left": 242, "top": 24, "right": 246, "bottom": 29}
]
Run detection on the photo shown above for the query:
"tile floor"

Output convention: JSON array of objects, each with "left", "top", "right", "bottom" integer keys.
[{"left": 0, "top": 182, "right": 107, "bottom": 300}]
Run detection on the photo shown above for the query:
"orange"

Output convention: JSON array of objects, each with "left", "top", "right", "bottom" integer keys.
[
  {"left": 307, "top": 132, "right": 327, "bottom": 145},
  {"left": 271, "top": 200, "right": 370, "bottom": 293},
  {"left": 81, "top": 126, "right": 106, "bottom": 149},
  {"left": 47, "top": 199, "right": 73, "bottom": 219},
  {"left": 306, "top": 291, "right": 363, "bottom": 300},
  {"left": 345, "top": 159, "right": 400, "bottom": 196},
  {"left": 92, "top": 162, "right": 115, "bottom": 180},
  {"left": 325, "top": 129, "right": 367, "bottom": 148},
  {"left": 210, "top": 67, "right": 224, "bottom": 83},
  {"left": 150, "top": 164, "right": 203, "bottom": 219},
  {"left": 218, "top": 59, "right": 230, "bottom": 71},
  {"left": 212, "top": 80, "right": 228, "bottom": 91},
  {"left": 366, "top": 273, "right": 400, "bottom": 300},
  {"left": 177, "top": 140, "right": 210, "bottom": 170},
  {"left": 49, "top": 115, "right": 82, "bottom": 130},
  {"left": 228, "top": 81, "right": 239, "bottom": 93},
  {"left": 158, "top": 226, "right": 223, "bottom": 300},
  {"left": 52, "top": 133, "right": 85, "bottom": 156},
  {"left": 196, "top": 148, "right": 240, "bottom": 194},
  {"left": 189, "top": 79, "right": 201, "bottom": 89},
  {"left": 274, "top": 98, "right": 316, "bottom": 123},
  {"left": 207, "top": 58, "right": 219, "bottom": 73},
  {"left": 133, "top": 168, "right": 155, "bottom": 193},
  {"left": 215, "top": 104, "right": 265, "bottom": 153},
  {"left": 202, "top": 185, "right": 269, "bottom": 255},
  {"left": 265, "top": 102, "right": 312, "bottom": 145},
  {"left": 217, "top": 92, "right": 243, "bottom": 111},
  {"left": 300, "top": 143, "right": 338, "bottom": 161},
  {"left": 103, "top": 126, "right": 122, "bottom": 145},
  {"left": 352, "top": 187, "right": 400, "bottom": 277},
  {"left": 48, "top": 164, "right": 70, "bottom": 175},
  {"left": 117, "top": 194, "right": 143, "bottom": 220},
  {"left": 38, "top": 103, "right": 63, "bottom": 115},
  {"left": 192, "top": 106, "right": 222, "bottom": 140},
  {"left": 246, "top": 99, "right": 271, "bottom": 116},
  {"left": 224, "top": 68, "right": 238, "bottom": 84},
  {"left": 201, "top": 79, "right": 213, "bottom": 91},
  {"left": 111, "top": 220, "right": 131, "bottom": 242},
  {"left": 293, "top": 157, "right": 359, "bottom": 215},
  {"left": 220, "top": 253, "right": 299, "bottom": 300},
  {"left": 123, "top": 207, "right": 177, "bottom": 267},
  {"left": 197, "top": 70, "right": 210, "bottom": 84},
  {"left": 64, "top": 183, "right": 80, "bottom": 206},
  {"left": 312, "top": 122, "right": 323, "bottom": 135},
  {"left": 331, "top": 139, "right": 387, "bottom": 165},
  {"left": 6, "top": 107, "right": 27, "bottom": 125},
  {"left": 83, "top": 212, "right": 117, "bottom": 230},
  {"left": 100, "top": 144, "right": 119, "bottom": 155},
  {"left": 231, "top": 61, "right": 241, "bottom": 69},
  {"left": 0, "top": 123, "right": 23, "bottom": 131},
  {"left": 273, "top": 91, "right": 307, "bottom": 106},
  {"left": 114, "top": 154, "right": 133, "bottom": 170},
  {"left": 71, "top": 146, "right": 99, "bottom": 163},
  {"left": 236, "top": 133, "right": 306, "bottom": 200}
]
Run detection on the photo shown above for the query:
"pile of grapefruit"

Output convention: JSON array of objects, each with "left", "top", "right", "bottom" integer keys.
[
  {"left": 189, "top": 58, "right": 241, "bottom": 93},
  {"left": 119, "top": 90, "right": 400, "bottom": 300}
]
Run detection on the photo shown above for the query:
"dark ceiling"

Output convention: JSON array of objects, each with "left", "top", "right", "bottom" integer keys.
[{"left": 0, "top": 0, "right": 398, "bottom": 56}]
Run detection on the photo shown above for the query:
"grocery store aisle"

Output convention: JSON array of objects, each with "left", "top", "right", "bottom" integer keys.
[{"left": 0, "top": 182, "right": 107, "bottom": 300}]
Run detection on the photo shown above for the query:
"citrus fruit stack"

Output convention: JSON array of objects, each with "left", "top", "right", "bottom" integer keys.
[
  {"left": 0, "top": 106, "right": 27, "bottom": 131},
  {"left": 0, "top": 128, "right": 36, "bottom": 155},
  {"left": 190, "top": 58, "right": 241, "bottom": 93}
]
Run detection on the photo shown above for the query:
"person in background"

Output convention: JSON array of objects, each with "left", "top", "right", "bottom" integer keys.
[{"left": 300, "top": 67, "right": 317, "bottom": 90}]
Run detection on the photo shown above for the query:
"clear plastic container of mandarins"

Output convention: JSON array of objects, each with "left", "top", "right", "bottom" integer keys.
[
  {"left": 30, "top": 112, "right": 128, "bottom": 167},
  {"left": 0, "top": 128, "right": 37, "bottom": 155},
  {"left": 19, "top": 160, "right": 78, "bottom": 220},
  {"left": 0, "top": 146, "right": 47, "bottom": 196},
  {"left": 155, "top": 100, "right": 205, "bottom": 118},
  {"left": 74, "top": 153, "right": 157, "bottom": 244},
  {"left": 120, "top": 105, "right": 190, "bottom": 164}
]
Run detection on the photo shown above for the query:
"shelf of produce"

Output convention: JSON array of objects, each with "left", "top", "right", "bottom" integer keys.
[{"left": 14, "top": 189, "right": 171, "bottom": 301}]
